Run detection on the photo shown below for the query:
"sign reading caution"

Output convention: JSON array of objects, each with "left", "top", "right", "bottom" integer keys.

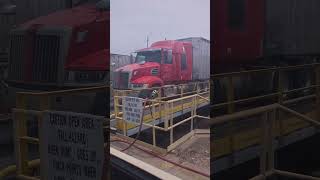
[
  {"left": 40, "top": 111, "right": 105, "bottom": 180},
  {"left": 123, "top": 96, "right": 144, "bottom": 124}
]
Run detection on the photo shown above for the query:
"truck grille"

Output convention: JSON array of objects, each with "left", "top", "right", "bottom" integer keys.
[
  {"left": 151, "top": 68, "right": 159, "bottom": 75},
  {"left": 8, "top": 34, "right": 25, "bottom": 81},
  {"left": 32, "top": 35, "right": 60, "bottom": 82},
  {"left": 8, "top": 34, "right": 61, "bottom": 83},
  {"left": 113, "top": 71, "right": 130, "bottom": 89}
]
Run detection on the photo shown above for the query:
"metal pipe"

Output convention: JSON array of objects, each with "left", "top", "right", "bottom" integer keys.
[
  {"left": 16, "top": 175, "right": 40, "bottom": 180},
  {"left": 248, "top": 170, "right": 275, "bottom": 180},
  {"left": 210, "top": 104, "right": 278, "bottom": 126},
  {"left": 211, "top": 93, "right": 278, "bottom": 108},
  {"left": 274, "top": 170, "right": 320, "bottom": 180},
  {"left": 17, "top": 85, "right": 109, "bottom": 96},
  {"left": 212, "top": 63, "right": 320, "bottom": 78},
  {"left": 278, "top": 104, "right": 320, "bottom": 128}
]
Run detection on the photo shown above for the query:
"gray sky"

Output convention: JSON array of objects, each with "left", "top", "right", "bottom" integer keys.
[{"left": 111, "top": 0, "right": 210, "bottom": 55}]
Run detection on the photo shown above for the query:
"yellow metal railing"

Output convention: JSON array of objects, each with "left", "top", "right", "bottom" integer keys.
[
  {"left": 112, "top": 82, "right": 210, "bottom": 152},
  {"left": 211, "top": 63, "right": 320, "bottom": 165},
  {"left": 0, "top": 86, "right": 109, "bottom": 179},
  {"left": 211, "top": 103, "right": 320, "bottom": 180},
  {"left": 211, "top": 63, "right": 320, "bottom": 117},
  {"left": 111, "top": 80, "right": 210, "bottom": 100}
]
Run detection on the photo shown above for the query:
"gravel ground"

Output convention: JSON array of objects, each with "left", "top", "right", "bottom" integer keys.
[{"left": 173, "top": 136, "right": 210, "bottom": 171}]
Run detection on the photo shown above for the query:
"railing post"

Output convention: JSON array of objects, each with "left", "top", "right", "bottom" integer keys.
[
  {"left": 15, "top": 93, "right": 29, "bottom": 175},
  {"left": 277, "top": 69, "right": 283, "bottom": 104},
  {"left": 164, "top": 102, "right": 169, "bottom": 130},
  {"left": 227, "top": 76, "right": 235, "bottom": 114},
  {"left": 267, "top": 110, "right": 275, "bottom": 171},
  {"left": 277, "top": 69, "right": 284, "bottom": 147},
  {"left": 170, "top": 102, "right": 174, "bottom": 145},
  {"left": 151, "top": 100, "right": 156, "bottom": 147},
  {"left": 191, "top": 96, "right": 195, "bottom": 131},
  {"left": 315, "top": 65, "right": 320, "bottom": 122},
  {"left": 260, "top": 112, "right": 268, "bottom": 177},
  {"left": 260, "top": 109, "right": 275, "bottom": 178}
]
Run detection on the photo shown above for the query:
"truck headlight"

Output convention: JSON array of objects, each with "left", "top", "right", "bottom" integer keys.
[{"left": 65, "top": 71, "right": 106, "bottom": 82}]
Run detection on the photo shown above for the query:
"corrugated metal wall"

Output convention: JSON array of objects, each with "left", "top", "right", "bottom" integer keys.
[
  {"left": 0, "top": 13, "right": 15, "bottom": 53},
  {"left": 177, "top": 37, "right": 210, "bottom": 81},
  {"left": 266, "top": 0, "right": 320, "bottom": 56},
  {"left": 110, "top": 53, "right": 132, "bottom": 80}
]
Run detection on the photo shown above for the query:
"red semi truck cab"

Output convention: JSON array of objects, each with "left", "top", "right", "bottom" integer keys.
[
  {"left": 6, "top": 0, "right": 109, "bottom": 88},
  {"left": 2, "top": 1, "right": 109, "bottom": 114},
  {"left": 112, "top": 37, "right": 210, "bottom": 90}
]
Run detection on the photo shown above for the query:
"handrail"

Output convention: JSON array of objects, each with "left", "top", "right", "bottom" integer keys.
[
  {"left": 278, "top": 104, "right": 320, "bottom": 128},
  {"left": 210, "top": 104, "right": 277, "bottom": 126},
  {"left": 0, "top": 159, "right": 40, "bottom": 179},
  {"left": 211, "top": 103, "right": 320, "bottom": 180},
  {"left": 211, "top": 63, "right": 320, "bottom": 116},
  {"left": 17, "top": 85, "right": 109, "bottom": 96},
  {"left": 211, "top": 63, "right": 320, "bottom": 78}
]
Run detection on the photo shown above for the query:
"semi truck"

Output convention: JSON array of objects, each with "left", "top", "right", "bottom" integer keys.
[
  {"left": 3, "top": 0, "right": 109, "bottom": 115},
  {"left": 212, "top": 0, "right": 320, "bottom": 103},
  {"left": 112, "top": 37, "right": 210, "bottom": 97}
]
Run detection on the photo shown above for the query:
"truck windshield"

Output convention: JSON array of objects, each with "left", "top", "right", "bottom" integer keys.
[{"left": 135, "top": 50, "right": 161, "bottom": 63}]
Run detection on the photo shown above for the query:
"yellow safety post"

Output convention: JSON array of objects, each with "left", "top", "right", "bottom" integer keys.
[
  {"left": 277, "top": 69, "right": 284, "bottom": 143},
  {"left": 15, "top": 93, "right": 29, "bottom": 175},
  {"left": 227, "top": 76, "right": 235, "bottom": 114},
  {"left": 315, "top": 65, "right": 320, "bottom": 122}
]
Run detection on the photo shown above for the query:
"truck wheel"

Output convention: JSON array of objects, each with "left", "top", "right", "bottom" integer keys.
[{"left": 138, "top": 85, "right": 162, "bottom": 99}]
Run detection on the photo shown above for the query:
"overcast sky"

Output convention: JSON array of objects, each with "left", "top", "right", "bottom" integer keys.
[{"left": 110, "top": 0, "right": 210, "bottom": 55}]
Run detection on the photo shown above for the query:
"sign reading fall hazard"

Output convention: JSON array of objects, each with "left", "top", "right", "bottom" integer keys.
[
  {"left": 123, "top": 96, "right": 144, "bottom": 124},
  {"left": 40, "top": 111, "right": 105, "bottom": 180}
]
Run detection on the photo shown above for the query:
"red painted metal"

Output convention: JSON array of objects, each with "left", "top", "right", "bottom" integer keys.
[
  {"left": 20, "top": 3, "right": 109, "bottom": 72},
  {"left": 115, "top": 40, "right": 193, "bottom": 87},
  {"left": 213, "top": 0, "right": 264, "bottom": 65}
]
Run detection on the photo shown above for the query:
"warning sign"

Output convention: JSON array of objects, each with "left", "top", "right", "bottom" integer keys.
[
  {"left": 123, "top": 96, "right": 144, "bottom": 124},
  {"left": 40, "top": 111, "right": 105, "bottom": 180}
]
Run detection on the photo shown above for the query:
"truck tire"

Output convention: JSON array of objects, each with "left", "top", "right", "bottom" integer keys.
[{"left": 138, "top": 85, "right": 162, "bottom": 99}]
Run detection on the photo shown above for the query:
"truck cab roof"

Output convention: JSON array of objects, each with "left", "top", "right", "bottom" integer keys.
[
  {"left": 19, "top": 1, "right": 109, "bottom": 29},
  {"left": 138, "top": 40, "right": 192, "bottom": 54}
]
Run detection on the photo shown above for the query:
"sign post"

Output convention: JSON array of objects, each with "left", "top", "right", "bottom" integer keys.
[
  {"left": 40, "top": 111, "right": 105, "bottom": 180},
  {"left": 122, "top": 96, "right": 144, "bottom": 125}
]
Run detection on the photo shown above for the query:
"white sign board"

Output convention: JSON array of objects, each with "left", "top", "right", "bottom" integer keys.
[
  {"left": 40, "top": 111, "right": 105, "bottom": 180},
  {"left": 123, "top": 96, "right": 144, "bottom": 124}
]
